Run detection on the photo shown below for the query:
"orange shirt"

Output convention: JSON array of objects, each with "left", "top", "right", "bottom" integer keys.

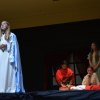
[{"left": 56, "top": 67, "right": 74, "bottom": 85}]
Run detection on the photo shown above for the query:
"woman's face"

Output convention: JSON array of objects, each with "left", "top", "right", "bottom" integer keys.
[
  {"left": 87, "top": 68, "right": 93, "bottom": 75},
  {"left": 0, "top": 21, "right": 8, "bottom": 31},
  {"left": 91, "top": 43, "right": 97, "bottom": 50},
  {"left": 61, "top": 64, "right": 67, "bottom": 70}
]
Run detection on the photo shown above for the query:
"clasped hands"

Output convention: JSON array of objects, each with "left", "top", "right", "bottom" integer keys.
[
  {"left": 60, "top": 83, "right": 73, "bottom": 91},
  {"left": 0, "top": 44, "right": 7, "bottom": 52}
]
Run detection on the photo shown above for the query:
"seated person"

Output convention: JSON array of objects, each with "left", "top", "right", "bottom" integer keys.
[
  {"left": 56, "top": 60, "right": 74, "bottom": 88},
  {"left": 82, "top": 66, "right": 100, "bottom": 85},
  {"left": 59, "top": 84, "right": 100, "bottom": 91}
]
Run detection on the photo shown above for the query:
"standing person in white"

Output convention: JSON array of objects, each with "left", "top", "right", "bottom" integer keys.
[{"left": 0, "top": 21, "right": 25, "bottom": 93}]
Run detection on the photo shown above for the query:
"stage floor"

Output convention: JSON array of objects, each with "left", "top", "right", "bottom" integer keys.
[{"left": 0, "top": 90, "right": 100, "bottom": 100}]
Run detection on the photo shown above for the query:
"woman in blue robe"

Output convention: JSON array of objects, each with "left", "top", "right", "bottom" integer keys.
[{"left": 0, "top": 21, "right": 25, "bottom": 93}]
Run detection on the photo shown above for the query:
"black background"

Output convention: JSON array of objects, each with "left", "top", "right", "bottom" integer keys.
[{"left": 12, "top": 19, "right": 100, "bottom": 92}]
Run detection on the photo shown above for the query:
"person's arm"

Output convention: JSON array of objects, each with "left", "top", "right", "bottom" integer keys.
[
  {"left": 89, "top": 59, "right": 94, "bottom": 67},
  {"left": 94, "top": 73, "right": 100, "bottom": 85},
  {"left": 9, "top": 33, "right": 18, "bottom": 68},
  {"left": 67, "top": 68, "right": 75, "bottom": 85},
  {"left": 82, "top": 76, "right": 87, "bottom": 85},
  {"left": 60, "top": 83, "right": 67, "bottom": 87},
  {"left": 82, "top": 75, "right": 91, "bottom": 85},
  {"left": 94, "top": 57, "right": 100, "bottom": 70},
  {"left": 9, "top": 40, "right": 15, "bottom": 63},
  {"left": 87, "top": 53, "right": 94, "bottom": 67},
  {"left": 56, "top": 70, "right": 63, "bottom": 86},
  {"left": 56, "top": 70, "right": 67, "bottom": 87}
]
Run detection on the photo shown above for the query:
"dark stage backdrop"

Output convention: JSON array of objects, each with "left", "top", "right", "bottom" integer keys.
[{"left": 12, "top": 19, "right": 100, "bottom": 92}]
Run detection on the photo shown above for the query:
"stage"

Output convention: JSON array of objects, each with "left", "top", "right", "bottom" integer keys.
[{"left": 1, "top": 90, "right": 100, "bottom": 100}]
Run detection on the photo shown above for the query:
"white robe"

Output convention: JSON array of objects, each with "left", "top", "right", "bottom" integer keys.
[
  {"left": 0, "top": 32, "right": 25, "bottom": 93},
  {"left": 70, "top": 85, "right": 86, "bottom": 90}
]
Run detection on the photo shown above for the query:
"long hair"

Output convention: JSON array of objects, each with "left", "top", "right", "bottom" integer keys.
[
  {"left": 0, "top": 21, "right": 11, "bottom": 41},
  {"left": 90, "top": 42, "right": 99, "bottom": 62}
]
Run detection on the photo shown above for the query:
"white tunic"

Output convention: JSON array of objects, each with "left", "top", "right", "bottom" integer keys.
[{"left": 0, "top": 33, "right": 25, "bottom": 93}]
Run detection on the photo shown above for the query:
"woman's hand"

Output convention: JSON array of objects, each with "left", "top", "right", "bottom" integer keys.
[
  {"left": 0, "top": 44, "right": 7, "bottom": 51},
  {"left": 61, "top": 83, "right": 67, "bottom": 88}
]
